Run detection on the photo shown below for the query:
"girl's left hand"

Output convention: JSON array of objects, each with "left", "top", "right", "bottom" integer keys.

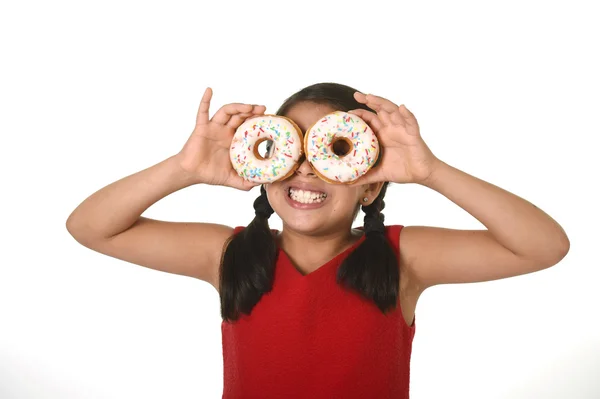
[{"left": 348, "top": 92, "right": 441, "bottom": 185}]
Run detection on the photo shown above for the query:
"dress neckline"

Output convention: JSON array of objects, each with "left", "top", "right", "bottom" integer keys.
[{"left": 271, "top": 228, "right": 367, "bottom": 278}]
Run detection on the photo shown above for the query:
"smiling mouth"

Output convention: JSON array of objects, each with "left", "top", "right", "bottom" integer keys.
[{"left": 288, "top": 187, "right": 328, "bottom": 204}]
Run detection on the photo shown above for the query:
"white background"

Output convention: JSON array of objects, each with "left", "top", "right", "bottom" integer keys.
[{"left": 1, "top": 0, "right": 598, "bottom": 397}]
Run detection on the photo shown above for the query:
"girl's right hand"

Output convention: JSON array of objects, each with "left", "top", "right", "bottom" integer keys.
[{"left": 176, "top": 87, "right": 266, "bottom": 190}]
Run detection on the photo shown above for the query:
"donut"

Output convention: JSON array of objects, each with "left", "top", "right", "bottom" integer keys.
[
  {"left": 230, "top": 114, "right": 304, "bottom": 183},
  {"left": 305, "top": 110, "right": 379, "bottom": 184}
]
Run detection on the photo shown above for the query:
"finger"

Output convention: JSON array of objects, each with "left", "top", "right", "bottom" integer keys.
[
  {"left": 230, "top": 175, "right": 261, "bottom": 191},
  {"left": 226, "top": 105, "right": 266, "bottom": 129},
  {"left": 364, "top": 93, "right": 399, "bottom": 113},
  {"left": 348, "top": 169, "right": 382, "bottom": 187},
  {"left": 350, "top": 163, "right": 387, "bottom": 186},
  {"left": 195, "top": 87, "right": 212, "bottom": 126},
  {"left": 226, "top": 112, "right": 255, "bottom": 129},
  {"left": 348, "top": 109, "right": 383, "bottom": 132},
  {"left": 399, "top": 104, "right": 417, "bottom": 126},
  {"left": 378, "top": 109, "right": 392, "bottom": 127},
  {"left": 353, "top": 91, "right": 368, "bottom": 103},
  {"left": 212, "top": 103, "right": 255, "bottom": 126},
  {"left": 252, "top": 105, "right": 267, "bottom": 114},
  {"left": 348, "top": 175, "right": 371, "bottom": 186},
  {"left": 354, "top": 91, "right": 382, "bottom": 112},
  {"left": 237, "top": 180, "right": 261, "bottom": 191},
  {"left": 389, "top": 108, "right": 406, "bottom": 126}
]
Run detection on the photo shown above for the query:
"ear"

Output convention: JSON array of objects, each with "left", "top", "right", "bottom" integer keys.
[{"left": 362, "top": 181, "right": 385, "bottom": 205}]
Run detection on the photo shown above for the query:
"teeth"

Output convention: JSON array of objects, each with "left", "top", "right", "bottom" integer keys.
[{"left": 289, "top": 188, "right": 327, "bottom": 204}]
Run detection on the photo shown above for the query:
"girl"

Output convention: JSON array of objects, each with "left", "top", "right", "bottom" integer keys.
[{"left": 66, "top": 82, "right": 570, "bottom": 398}]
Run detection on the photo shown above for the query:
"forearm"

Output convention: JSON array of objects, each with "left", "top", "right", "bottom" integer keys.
[
  {"left": 66, "top": 154, "right": 198, "bottom": 240},
  {"left": 421, "top": 160, "right": 570, "bottom": 262}
]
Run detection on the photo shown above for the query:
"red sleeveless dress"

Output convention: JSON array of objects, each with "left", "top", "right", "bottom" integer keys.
[{"left": 221, "top": 225, "right": 416, "bottom": 398}]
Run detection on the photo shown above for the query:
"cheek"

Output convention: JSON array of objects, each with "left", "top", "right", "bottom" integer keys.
[
  {"left": 329, "top": 187, "right": 360, "bottom": 205},
  {"left": 328, "top": 195, "right": 359, "bottom": 214},
  {"left": 328, "top": 190, "right": 362, "bottom": 215},
  {"left": 265, "top": 184, "right": 284, "bottom": 206}
]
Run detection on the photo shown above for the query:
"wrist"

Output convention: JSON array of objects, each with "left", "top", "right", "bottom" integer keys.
[
  {"left": 169, "top": 154, "right": 204, "bottom": 186},
  {"left": 420, "top": 158, "right": 447, "bottom": 188}
]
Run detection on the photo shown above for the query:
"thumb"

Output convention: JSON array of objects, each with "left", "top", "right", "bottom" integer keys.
[
  {"left": 348, "top": 165, "right": 386, "bottom": 186},
  {"left": 348, "top": 174, "right": 374, "bottom": 187},
  {"left": 236, "top": 179, "right": 261, "bottom": 191}
]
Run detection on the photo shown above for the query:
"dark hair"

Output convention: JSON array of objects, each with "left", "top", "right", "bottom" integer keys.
[{"left": 219, "top": 82, "right": 398, "bottom": 322}]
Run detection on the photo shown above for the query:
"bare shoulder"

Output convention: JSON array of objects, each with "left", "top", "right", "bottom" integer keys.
[{"left": 395, "top": 226, "right": 423, "bottom": 326}]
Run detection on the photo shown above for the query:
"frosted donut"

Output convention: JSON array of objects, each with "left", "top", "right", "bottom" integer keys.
[
  {"left": 305, "top": 110, "right": 379, "bottom": 184},
  {"left": 230, "top": 114, "right": 304, "bottom": 183}
]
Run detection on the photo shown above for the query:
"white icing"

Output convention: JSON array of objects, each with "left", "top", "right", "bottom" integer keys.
[
  {"left": 230, "top": 115, "right": 303, "bottom": 183},
  {"left": 305, "top": 111, "right": 379, "bottom": 183}
]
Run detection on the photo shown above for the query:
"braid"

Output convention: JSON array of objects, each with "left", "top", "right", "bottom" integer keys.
[
  {"left": 336, "top": 182, "right": 399, "bottom": 314},
  {"left": 254, "top": 185, "right": 274, "bottom": 218},
  {"left": 220, "top": 185, "right": 277, "bottom": 322},
  {"left": 362, "top": 193, "right": 386, "bottom": 236}
]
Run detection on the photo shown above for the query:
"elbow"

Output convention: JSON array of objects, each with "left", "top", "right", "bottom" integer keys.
[
  {"left": 554, "top": 227, "right": 570, "bottom": 260},
  {"left": 522, "top": 234, "right": 570, "bottom": 272},
  {"left": 555, "top": 225, "right": 571, "bottom": 260},
  {"left": 65, "top": 213, "right": 91, "bottom": 243},
  {"left": 66, "top": 218, "right": 84, "bottom": 243},
  {"left": 66, "top": 216, "right": 76, "bottom": 235},
  {"left": 555, "top": 234, "right": 570, "bottom": 263},
  {"left": 541, "top": 234, "right": 570, "bottom": 269},
  {"left": 65, "top": 213, "right": 81, "bottom": 237}
]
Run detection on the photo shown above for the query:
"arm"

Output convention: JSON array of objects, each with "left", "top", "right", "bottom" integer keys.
[
  {"left": 66, "top": 155, "right": 232, "bottom": 288},
  {"left": 347, "top": 93, "right": 569, "bottom": 290},
  {"left": 400, "top": 160, "right": 570, "bottom": 289},
  {"left": 66, "top": 91, "right": 265, "bottom": 290}
]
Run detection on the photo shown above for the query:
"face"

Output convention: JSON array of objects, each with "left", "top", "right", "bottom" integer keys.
[{"left": 264, "top": 102, "right": 384, "bottom": 235}]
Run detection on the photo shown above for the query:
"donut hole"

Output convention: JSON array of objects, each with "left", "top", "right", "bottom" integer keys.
[
  {"left": 254, "top": 139, "right": 275, "bottom": 160},
  {"left": 331, "top": 137, "right": 353, "bottom": 157}
]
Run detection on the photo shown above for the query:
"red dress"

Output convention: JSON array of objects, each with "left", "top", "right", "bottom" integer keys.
[{"left": 221, "top": 225, "right": 416, "bottom": 398}]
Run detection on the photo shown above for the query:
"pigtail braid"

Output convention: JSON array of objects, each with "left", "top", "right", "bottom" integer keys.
[
  {"left": 220, "top": 185, "right": 277, "bottom": 322},
  {"left": 337, "top": 182, "right": 399, "bottom": 314}
]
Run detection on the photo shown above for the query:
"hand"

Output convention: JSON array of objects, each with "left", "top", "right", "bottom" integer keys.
[
  {"left": 176, "top": 87, "right": 266, "bottom": 191},
  {"left": 348, "top": 92, "right": 441, "bottom": 185}
]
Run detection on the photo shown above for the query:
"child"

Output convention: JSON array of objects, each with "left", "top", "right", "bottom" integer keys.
[{"left": 66, "top": 82, "right": 570, "bottom": 398}]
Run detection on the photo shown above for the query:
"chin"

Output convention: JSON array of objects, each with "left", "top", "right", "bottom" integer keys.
[{"left": 280, "top": 215, "right": 325, "bottom": 234}]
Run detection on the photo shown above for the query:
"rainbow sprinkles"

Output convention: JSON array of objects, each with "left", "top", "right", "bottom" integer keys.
[
  {"left": 230, "top": 115, "right": 303, "bottom": 183},
  {"left": 305, "top": 110, "right": 379, "bottom": 183}
]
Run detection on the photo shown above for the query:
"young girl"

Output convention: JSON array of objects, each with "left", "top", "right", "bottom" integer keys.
[{"left": 66, "top": 82, "right": 570, "bottom": 398}]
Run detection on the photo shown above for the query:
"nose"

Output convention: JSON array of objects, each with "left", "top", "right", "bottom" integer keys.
[{"left": 295, "top": 155, "right": 317, "bottom": 177}]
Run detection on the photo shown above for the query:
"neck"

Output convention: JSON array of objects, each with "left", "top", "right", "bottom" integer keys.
[{"left": 276, "top": 223, "right": 364, "bottom": 260}]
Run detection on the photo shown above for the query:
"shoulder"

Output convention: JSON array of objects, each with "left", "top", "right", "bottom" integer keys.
[
  {"left": 384, "top": 224, "right": 405, "bottom": 252},
  {"left": 367, "top": 224, "right": 412, "bottom": 281},
  {"left": 395, "top": 225, "right": 428, "bottom": 282},
  {"left": 389, "top": 225, "right": 428, "bottom": 295}
]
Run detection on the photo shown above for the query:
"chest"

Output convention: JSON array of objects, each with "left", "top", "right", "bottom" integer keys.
[
  {"left": 284, "top": 251, "right": 418, "bottom": 328},
  {"left": 221, "top": 271, "right": 415, "bottom": 398}
]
